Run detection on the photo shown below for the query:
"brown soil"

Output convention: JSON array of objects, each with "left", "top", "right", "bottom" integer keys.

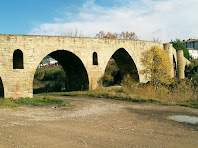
[{"left": 0, "top": 95, "right": 198, "bottom": 148}]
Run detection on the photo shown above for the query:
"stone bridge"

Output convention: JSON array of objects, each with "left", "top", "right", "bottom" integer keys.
[{"left": 0, "top": 34, "right": 189, "bottom": 98}]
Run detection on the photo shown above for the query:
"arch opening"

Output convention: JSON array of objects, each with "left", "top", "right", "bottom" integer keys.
[
  {"left": 173, "top": 55, "right": 177, "bottom": 76},
  {"left": 13, "top": 49, "right": 24, "bottom": 69},
  {"left": 0, "top": 78, "right": 4, "bottom": 98},
  {"left": 103, "top": 48, "right": 139, "bottom": 86},
  {"left": 93, "top": 52, "right": 98, "bottom": 65},
  {"left": 33, "top": 50, "right": 89, "bottom": 93}
]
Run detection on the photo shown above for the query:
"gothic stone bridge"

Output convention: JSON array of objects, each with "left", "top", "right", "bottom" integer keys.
[{"left": 0, "top": 34, "right": 189, "bottom": 98}]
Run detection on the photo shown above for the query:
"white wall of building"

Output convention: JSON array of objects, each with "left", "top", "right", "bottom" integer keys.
[
  {"left": 183, "top": 39, "right": 198, "bottom": 59},
  {"left": 188, "top": 49, "right": 198, "bottom": 59}
]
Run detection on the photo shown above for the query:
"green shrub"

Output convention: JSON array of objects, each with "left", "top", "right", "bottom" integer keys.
[
  {"left": 121, "top": 74, "right": 138, "bottom": 89},
  {"left": 34, "top": 66, "right": 66, "bottom": 93},
  {"left": 102, "top": 58, "right": 120, "bottom": 86},
  {"left": 44, "top": 81, "right": 65, "bottom": 92},
  {"left": 34, "top": 69, "right": 45, "bottom": 80}
]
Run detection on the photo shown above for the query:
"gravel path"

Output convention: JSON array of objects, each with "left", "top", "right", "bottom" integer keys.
[{"left": 0, "top": 95, "right": 198, "bottom": 148}]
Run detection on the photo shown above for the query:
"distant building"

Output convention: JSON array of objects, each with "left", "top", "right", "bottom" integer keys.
[
  {"left": 187, "top": 48, "right": 198, "bottom": 59},
  {"left": 38, "top": 57, "right": 58, "bottom": 68},
  {"left": 42, "top": 57, "right": 58, "bottom": 65},
  {"left": 183, "top": 39, "right": 198, "bottom": 59}
]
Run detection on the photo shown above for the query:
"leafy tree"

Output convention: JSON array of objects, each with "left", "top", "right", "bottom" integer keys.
[
  {"left": 170, "top": 39, "right": 192, "bottom": 60},
  {"left": 140, "top": 46, "right": 173, "bottom": 88}
]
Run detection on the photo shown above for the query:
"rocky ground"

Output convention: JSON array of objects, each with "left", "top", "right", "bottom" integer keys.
[{"left": 0, "top": 95, "right": 198, "bottom": 148}]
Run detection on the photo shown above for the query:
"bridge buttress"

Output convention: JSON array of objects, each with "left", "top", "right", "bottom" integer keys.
[
  {"left": 177, "top": 50, "right": 185, "bottom": 79},
  {"left": 163, "top": 43, "right": 174, "bottom": 78}
]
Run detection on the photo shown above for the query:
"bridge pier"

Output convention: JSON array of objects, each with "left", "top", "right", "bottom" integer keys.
[
  {"left": 177, "top": 50, "right": 185, "bottom": 79},
  {"left": 3, "top": 71, "right": 33, "bottom": 98},
  {"left": 163, "top": 43, "right": 174, "bottom": 78},
  {"left": 88, "top": 69, "right": 104, "bottom": 90}
]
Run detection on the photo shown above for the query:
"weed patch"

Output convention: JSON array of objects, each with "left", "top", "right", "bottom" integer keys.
[{"left": 0, "top": 97, "right": 70, "bottom": 109}]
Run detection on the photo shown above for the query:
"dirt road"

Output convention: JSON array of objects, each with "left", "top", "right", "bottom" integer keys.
[{"left": 0, "top": 95, "right": 198, "bottom": 148}]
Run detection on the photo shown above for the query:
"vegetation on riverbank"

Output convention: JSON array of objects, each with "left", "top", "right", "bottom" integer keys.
[
  {"left": 33, "top": 66, "right": 66, "bottom": 93},
  {"left": 0, "top": 96, "right": 71, "bottom": 109},
  {"left": 46, "top": 83, "right": 198, "bottom": 109}
]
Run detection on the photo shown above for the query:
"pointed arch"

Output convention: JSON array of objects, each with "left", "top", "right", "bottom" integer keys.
[
  {"left": 13, "top": 49, "right": 24, "bottom": 69},
  {"left": 104, "top": 48, "right": 139, "bottom": 85},
  {"left": 93, "top": 52, "right": 98, "bottom": 65}
]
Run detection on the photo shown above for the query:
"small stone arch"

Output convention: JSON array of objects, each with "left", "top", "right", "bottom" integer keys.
[
  {"left": 13, "top": 49, "right": 24, "bottom": 69},
  {"left": 93, "top": 52, "right": 98, "bottom": 65}
]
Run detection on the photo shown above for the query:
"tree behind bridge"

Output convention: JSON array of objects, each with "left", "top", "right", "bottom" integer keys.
[
  {"left": 170, "top": 39, "right": 192, "bottom": 60},
  {"left": 96, "top": 31, "right": 138, "bottom": 40}
]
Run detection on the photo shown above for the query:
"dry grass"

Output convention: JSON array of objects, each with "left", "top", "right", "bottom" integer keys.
[
  {"left": 48, "top": 84, "right": 198, "bottom": 109},
  {"left": 128, "top": 84, "right": 197, "bottom": 103}
]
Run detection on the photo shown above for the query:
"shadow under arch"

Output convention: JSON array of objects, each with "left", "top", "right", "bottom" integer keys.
[
  {"left": 173, "top": 55, "right": 177, "bottom": 76},
  {"left": 104, "top": 48, "right": 139, "bottom": 85},
  {"left": 0, "top": 77, "right": 4, "bottom": 98},
  {"left": 34, "top": 50, "right": 89, "bottom": 92}
]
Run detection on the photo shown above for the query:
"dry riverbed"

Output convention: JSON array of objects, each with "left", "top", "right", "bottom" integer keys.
[{"left": 0, "top": 95, "right": 198, "bottom": 148}]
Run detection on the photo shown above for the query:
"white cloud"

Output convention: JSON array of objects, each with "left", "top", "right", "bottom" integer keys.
[{"left": 29, "top": 0, "right": 198, "bottom": 42}]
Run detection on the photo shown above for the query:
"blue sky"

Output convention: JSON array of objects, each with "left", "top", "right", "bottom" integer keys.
[
  {"left": 0, "top": 0, "right": 119, "bottom": 34},
  {"left": 0, "top": 0, "right": 197, "bottom": 42},
  {"left": 0, "top": 0, "right": 80, "bottom": 34}
]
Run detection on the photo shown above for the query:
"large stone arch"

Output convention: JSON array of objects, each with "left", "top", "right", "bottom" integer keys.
[
  {"left": 32, "top": 50, "right": 89, "bottom": 92},
  {"left": 104, "top": 48, "right": 139, "bottom": 83}
]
